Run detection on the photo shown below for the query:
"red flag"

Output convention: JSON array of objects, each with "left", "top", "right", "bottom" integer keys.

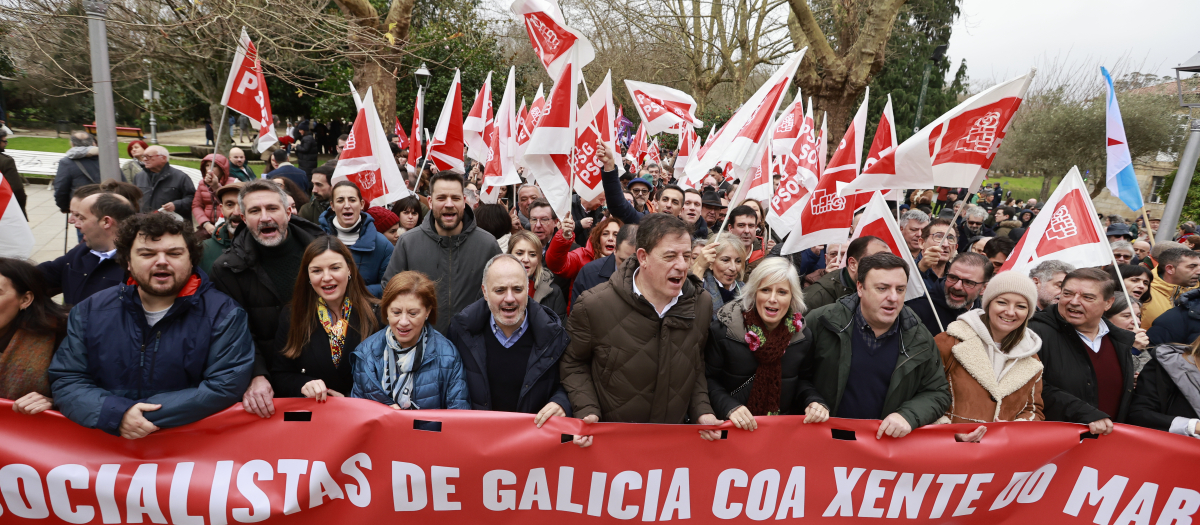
[
  {"left": 1000, "top": 167, "right": 1109, "bottom": 274},
  {"left": 427, "top": 70, "right": 465, "bottom": 174},
  {"left": 515, "top": 85, "right": 544, "bottom": 166},
  {"left": 850, "top": 191, "right": 928, "bottom": 301},
  {"left": 394, "top": 117, "right": 408, "bottom": 150},
  {"left": 405, "top": 89, "right": 423, "bottom": 178},
  {"left": 524, "top": 62, "right": 578, "bottom": 217},
  {"left": 572, "top": 71, "right": 617, "bottom": 201},
  {"left": 511, "top": 0, "right": 595, "bottom": 80},
  {"left": 624, "top": 80, "right": 703, "bottom": 135},
  {"left": 464, "top": 72, "right": 493, "bottom": 163},
  {"left": 0, "top": 174, "right": 33, "bottom": 257},
  {"left": 220, "top": 28, "right": 277, "bottom": 151},
  {"left": 767, "top": 102, "right": 819, "bottom": 235},
  {"left": 334, "top": 107, "right": 386, "bottom": 203},
  {"left": 624, "top": 123, "right": 648, "bottom": 169},
  {"left": 824, "top": 88, "right": 869, "bottom": 211},
  {"left": 674, "top": 125, "right": 700, "bottom": 186},
  {"left": 771, "top": 95, "right": 805, "bottom": 155}
]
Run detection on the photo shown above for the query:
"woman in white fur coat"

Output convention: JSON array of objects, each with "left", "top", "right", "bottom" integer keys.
[{"left": 933, "top": 271, "right": 1045, "bottom": 442}]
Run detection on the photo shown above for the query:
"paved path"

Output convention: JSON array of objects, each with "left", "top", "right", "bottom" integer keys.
[
  {"left": 24, "top": 184, "right": 79, "bottom": 264},
  {"left": 9, "top": 149, "right": 202, "bottom": 186}
]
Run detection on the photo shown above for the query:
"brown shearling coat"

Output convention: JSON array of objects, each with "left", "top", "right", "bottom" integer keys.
[
  {"left": 935, "top": 321, "right": 1045, "bottom": 424},
  {"left": 560, "top": 257, "right": 714, "bottom": 423}
]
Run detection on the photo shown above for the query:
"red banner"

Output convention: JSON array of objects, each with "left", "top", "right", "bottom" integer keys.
[{"left": 1, "top": 398, "right": 1197, "bottom": 524}]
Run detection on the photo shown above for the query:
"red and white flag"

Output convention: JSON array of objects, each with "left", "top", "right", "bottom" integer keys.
[
  {"left": 464, "top": 71, "right": 493, "bottom": 163},
  {"left": 674, "top": 125, "right": 700, "bottom": 186},
  {"left": 510, "top": 0, "right": 594, "bottom": 80},
  {"left": 864, "top": 94, "right": 900, "bottom": 200},
  {"left": 0, "top": 175, "right": 33, "bottom": 258},
  {"left": 333, "top": 87, "right": 413, "bottom": 206},
  {"left": 394, "top": 117, "right": 408, "bottom": 150},
  {"left": 405, "top": 89, "right": 424, "bottom": 178},
  {"left": 524, "top": 62, "right": 578, "bottom": 218},
  {"left": 728, "top": 144, "right": 775, "bottom": 206},
  {"left": 684, "top": 48, "right": 807, "bottom": 183},
  {"left": 645, "top": 138, "right": 662, "bottom": 168},
  {"left": 841, "top": 72, "right": 1032, "bottom": 196},
  {"left": 572, "top": 70, "right": 617, "bottom": 202},
  {"left": 771, "top": 95, "right": 804, "bottom": 154},
  {"left": 817, "top": 111, "right": 828, "bottom": 176},
  {"left": 999, "top": 167, "right": 1108, "bottom": 275},
  {"left": 220, "top": 28, "right": 277, "bottom": 152},
  {"left": 624, "top": 80, "right": 703, "bottom": 136},
  {"left": 767, "top": 102, "right": 820, "bottom": 235},
  {"left": 827, "top": 88, "right": 870, "bottom": 212},
  {"left": 427, "top": 69, "right": 465, "bottom": 174},
  {"left": 851, "top": 191, "right": 928, "bottom": 301},
  {"left": 515, "top": 86, "right": 544, "bottom": 167},
  {"left": 624, "top": 123, "right": 648, "bottom": 169},
  {"left": 482, "top": 67, "right": 522, "bottom": 204}
]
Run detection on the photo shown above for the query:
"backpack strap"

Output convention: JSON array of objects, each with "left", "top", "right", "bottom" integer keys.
[{"left": 72, "top": 160, "right": 98, "bottom": 184}]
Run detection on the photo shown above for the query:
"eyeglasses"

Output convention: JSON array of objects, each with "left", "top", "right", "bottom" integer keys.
[
  {"left": 1060, "top": 289, "right": 1101, "bottom": 304},
  {"left": 966, "top": 220, "right": 983, "bottom": 227},
  {"left": 945, "top": 273, "right": 983, "bottom": 290},
  {"left": 928, "top": 232, "right": 958, "bottom": 245},
  {"left": 630, "top": 188, "right": 650, "bottom": 196},
  {"left": 529, "top": 218, "right": 556, "bottom": 225},
  {"left": 1113, "top": 252, "right": 1133, "bottom": 263}
]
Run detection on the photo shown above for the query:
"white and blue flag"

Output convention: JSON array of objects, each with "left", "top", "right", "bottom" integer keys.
[{"left": 1102, "top": 66, "right": 1145, "bottom": 211}]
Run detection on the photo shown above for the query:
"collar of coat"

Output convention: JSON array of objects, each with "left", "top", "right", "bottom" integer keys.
[
  {"left": 944, "top": 319, "right": 1043, "bottom": 400},
  {"left": 224, "top": 217, "right": 325, "bottom": 272},
  {"left": 716, "top": 300, "right": 805, "bottom": 345},
  {"left": 612, "top": 256, "right": 703, "bottom": 322}
]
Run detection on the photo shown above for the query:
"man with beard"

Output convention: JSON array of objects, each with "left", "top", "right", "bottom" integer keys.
[
  {"left": 1142, "top": 248, "right": 1200, "bottom": 328},
  {"left": 298, "top": 165, "right": 334, "bottom": 223},
  {"left": 701, "top": 190, "right": 725, "bottom": 230},
  {"left": 383, "top": 171, "right": 501, "bottom": 332},
  {"left": 211, "top": 180, "right": 326, "bottom": 419},
  {"left": 49, "top": 212, "right": 254, "bottom": 438},
  {"left": 899, "top": 210, "right": 931, "bottom": 259},
  {"left": 1029, "top": 260, "right": 1075, "bottom": 311},
  {"left": 906, "top": 252, "right": 992, "bottom": 336},
  {"left": 1031, "top": 268, "right": 1135, "bottom": 434},
  {"left": 682, "top": 188, "right": 708, "bottom": 239},
  {"left": 956, "top": 205, "right": 993, "bottom": 253},
  {"left": 448, "top": 254, "right": 571, "bottom": 422},
  {"left": 199, "top": 182, "right": 243, "bottom": 274},
  {"left": 227, "top": 147, "right": 255, "bottom": 182}
]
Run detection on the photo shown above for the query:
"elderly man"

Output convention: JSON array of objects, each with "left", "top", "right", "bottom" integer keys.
[
  {"left": 907, "top": 252, "right": 992, "bottom": 336},
  {"left": 1111, "top": 240, "right": 1136, "bottom": 266},
  {"left": 916, "top": 218, "right": 957, "bottom": 280},
  {"left": 1133, "top": 240, "right": 1152, "bottom": 264},
  {"left": 515, "top": 184, "right": 542, "bottom": 230},
  {"left": 899, "top": 209, "right": 931, "bottom": 259},
  {"left": 53, "top": 131, "right": 109, "bottom": 215},
  {"left": 807, "top": 252, "right": 951, "bottom": 439},
  {"left": 701, "top": 190, "right": 726, "bottom": 229},
  {"left": 227, "top": 147, "right": 255, "bottom": 182},
  {"left": 133, "top": 145, "right": 196, "bottom": 221},
  {"left": 1030, "top": 268, "right": 1135, "bottom": 434},
  {"left": 1029, "top": 259, "right": 1075, "bottom": 311},
  {"left": 804, "top": 236, "right": 891, "bottom": 311},
  {"left": 1142, "top": 247, "right": 1200, "bottom": 329},
  {"left": 40, "top": 192, "right": 137, "bottom": 307},
  {"left": 562, "top": 212, "right": 720, "bottom": 446},
  {"left": 956, "top": 205, "right": 993, "bottom": 253},
  {"left": 49, "top": 212, "right": 254, "bottom": 438},
  {"left": 211, "top": 180, "right": 326, "bottom": 419},
  {"left": 448, "top": 254, "right": 571, "bottom": 424},
  {"left": 527, "top": 200, "right": 562, "bottom": 251}
]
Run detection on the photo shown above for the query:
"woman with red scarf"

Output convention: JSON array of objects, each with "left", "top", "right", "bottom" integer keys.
[{"left": 704, "top": 257, "right": 829, "bottom": 430}]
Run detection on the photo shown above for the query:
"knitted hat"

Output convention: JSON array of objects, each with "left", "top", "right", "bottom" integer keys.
[
  {"left": 981, "top": 271, "right": 1038, "bottom": 311},
  {"left": 366, "top": 206, "right": 399, "bottom": 231}
]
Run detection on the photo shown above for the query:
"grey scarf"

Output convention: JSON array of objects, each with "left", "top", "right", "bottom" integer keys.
[
  {"left": 382, "top": 327, "right": 425, "bottom": 409},
  {"left": 1156, "top": 344, "right": 1200, "bottom": 417}
]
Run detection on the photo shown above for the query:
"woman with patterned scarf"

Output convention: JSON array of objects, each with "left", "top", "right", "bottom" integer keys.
[
  {"left": 272, "top": 236, "right": 378, "bottom": 399},
  {"left": 351, "top": 271, "right": 469, "bottom": 410},
  {"left": 704, "top": 257, "right": 829, "bottom": 431}
]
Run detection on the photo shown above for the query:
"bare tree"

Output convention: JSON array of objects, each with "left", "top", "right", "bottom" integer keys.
[{"left": 331, "top": 0, "right": 415, "bottom": 120}]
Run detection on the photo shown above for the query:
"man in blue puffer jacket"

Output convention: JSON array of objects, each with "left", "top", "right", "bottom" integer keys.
[{"left": 49, "top": 213, "right": 254, "bottom": 438}]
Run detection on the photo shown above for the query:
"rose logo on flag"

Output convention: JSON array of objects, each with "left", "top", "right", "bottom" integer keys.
[
  {"left": 1046, "top": 206, "right": 1078, "bottom": 240},
  {"left": 778, "top": 113, "right": 795, "bottom": 133},
  {"left": 810, "top": 189, "right": 846, "bottom": 214},
  {"left": 959, "top": 111, "right": 1001, "bottom": 154},
  {"left": 526, "top": 15, "right": 561, "bottom": 55},
  {"left": 345, "top": 129, "right": 358, "bottom": 150}
]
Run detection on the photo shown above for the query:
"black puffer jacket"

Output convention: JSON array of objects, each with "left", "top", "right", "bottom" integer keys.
[
  {"left": 1128, "top": 345, "right": 1200, "bottom": 433},
  {"left": 1029, "top": 307, "right": 1135, "bottom": 424},
  {"left": 704, "top": 301, "right": 823, "bottom": 419},
  {"left": 209, "top": 218, "right": 326, "bottom": 377}
]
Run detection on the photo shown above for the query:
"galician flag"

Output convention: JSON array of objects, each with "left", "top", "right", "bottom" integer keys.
[{"left": 1102, "top": 66, "right": 1145, "bottom": 212}]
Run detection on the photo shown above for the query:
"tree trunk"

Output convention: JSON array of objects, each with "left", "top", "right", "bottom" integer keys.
[
  {"left": 1040, "top": 173, "right": 1054, "bottom": 201},
  {"left": 354, "top": 58, "right": 397, "bottom": 123}
]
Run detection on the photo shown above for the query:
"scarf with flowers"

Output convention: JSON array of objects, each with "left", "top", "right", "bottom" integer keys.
[
  {"left": 742, "top": 307, "right": 804, "bottom": 415},
  {"left": 316, "top": 296, "right": 353, "bottom": 367}
]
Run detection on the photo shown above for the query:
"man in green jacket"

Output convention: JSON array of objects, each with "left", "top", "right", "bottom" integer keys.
[
  {"left": 805, "top": 252, "right": 951, "bottom": 439},
  {"left": 803, "top": 235, "right": 891, "bottom": 311},
  {"left": 199, "top": 182, "right": 243, "bottom": 275}
]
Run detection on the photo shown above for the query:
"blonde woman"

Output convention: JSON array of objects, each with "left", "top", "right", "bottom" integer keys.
[{"left": 691, "top": 233, "right": 749, "bottom": 319}]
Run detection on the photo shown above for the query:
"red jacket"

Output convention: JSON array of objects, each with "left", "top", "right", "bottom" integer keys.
[
  {"left": 545, "top": 229, "right": 595, "bottom": 282},
  {"left": 192, "top": 154, "right": 229, "bottom": 238}
]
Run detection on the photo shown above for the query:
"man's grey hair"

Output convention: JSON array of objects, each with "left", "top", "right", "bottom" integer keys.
[
  {"left": 900, "top": 209, "right": 931, "bottom": 226},
  {"left": 1029, "top": 259, "right": 1075, "bottom": 281},
  {"left": 144, "top": 145, "right": 170, "bottom": 160},
  {"left": 237, "top": 179, "right": 289, "bottom": 213},
  {"left": 964, "top": 205, "right": 988, "bottom": 221},
  {"left": 644, "top": 162, "right": 660, "bottom": 170},
  {"left": 0, "top": 128, "right": 8, "bottom": 139},
  {"left": 1110, "top": 240, "right": 1134, "bottom": 255},
  {"left": 70, "top": 131, "right": 95, "bottom": 148},
  {"left": 517, "top": 184, "right": 542, "bottom": 197},
  {"left": 481, "top": 253, "right": 526, "bottom": 288}
]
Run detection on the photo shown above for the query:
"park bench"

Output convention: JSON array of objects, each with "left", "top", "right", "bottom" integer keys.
[{"left": 83, "top": 124, "right": 144, "bottom": 140}]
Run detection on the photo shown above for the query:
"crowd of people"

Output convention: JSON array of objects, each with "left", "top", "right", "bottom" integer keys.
[{"left": 5, "top": 134, "right": 1199, "bottom": 447}]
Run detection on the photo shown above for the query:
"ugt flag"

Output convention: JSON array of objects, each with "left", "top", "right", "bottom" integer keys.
[
  {"left": 220, "top": 28, "right": 277, "bottom": 152},
  {"left": 1102, "top": 66, "right": 1145, "bottom": 211}
]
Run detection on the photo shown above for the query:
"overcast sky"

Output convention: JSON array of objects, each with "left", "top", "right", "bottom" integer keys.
[{"left": 947, "top": 0, "right": 1200, "bottom": 87}]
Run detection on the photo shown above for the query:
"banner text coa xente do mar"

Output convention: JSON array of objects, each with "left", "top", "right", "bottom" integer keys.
[{"left": 0, "top": 398, "right": 1197, "bottom": 524}]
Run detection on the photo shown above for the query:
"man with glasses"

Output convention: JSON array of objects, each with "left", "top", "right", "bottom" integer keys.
[
  {"left": 0, "top": 129, "right": 24, "bottom": 216},
  {"left": 133, "top": 145, "right": 196, "bottom": 224},
  {"left": 915, "top": 218, "right": 957, "bottom": 281},
  {"left": 906, "top": 252, "right": 992, "bottom": 336},
  {"left": 1110, "top": 240, "right": 1136, "bottom": 266},
  {"left": 1030, "top": 268, "right": 1135, "bottom": 435},
  {"left": 956, "top": 205, "right": 992, "bottom": 253}
]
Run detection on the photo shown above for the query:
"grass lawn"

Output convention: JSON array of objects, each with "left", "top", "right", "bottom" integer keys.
[
  {"left": 979, "top": 175, "right": 1052, "bottom": 203},
  {"left": 10, "top": 136, "right": 202, "bottom": 172}
]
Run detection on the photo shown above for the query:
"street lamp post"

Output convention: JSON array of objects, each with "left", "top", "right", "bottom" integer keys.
[
  {"left": 913, "top": 44, "right": 948, "bottom": 133},
  {"left": 83, "top": 0, "right": 119, "bottom": 181},
  {"left": 146, "top": 70, "right": 159, "bottom": 145},
  {"left": 414, "top": 62, "right": 431, "bottom": 154},
  {"left": 1158, "top": 51, "right": 1200, "bottom": 242}
]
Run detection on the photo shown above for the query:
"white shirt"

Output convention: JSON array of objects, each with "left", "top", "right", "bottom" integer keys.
[
  {"left": 90, "top": 248, "right": 117, "bottom": 263},
  {"left": 1076, "top": 321, "right": 1111, "bottom": 354},
  {"left": 631, "top": 268, "right": 682, "bottom": 318}
]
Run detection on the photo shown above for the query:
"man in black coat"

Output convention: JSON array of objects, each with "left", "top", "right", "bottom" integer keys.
[
  {"left": 265, "top": 149, "right": 313, "bottom": 195},
  {"left": 210, "top": 180, "right": 326, "bottom": 419},
  {"left": 0, "top": 129, "right": 25, "bottom": 216},
  {"left": 906, "top": 252, "right": 991, "bottom": 336},
  {"left": 39, "top": 193, "right": 136, "bottom": 307},
  {"left": 569, "top": 223, "right": 637, "bottom": 306},
  {"left": 293, "top": 123, "right": 320, "bottom": 176},
  {"left": 133, "top": 145, "right": 196, "bottom": 223},
  {"left": 53, "top": 131, "right": 108, "bottom": 214},
  {"left": 448, "top": 255, "right": 571, "bottom": 424},
  {"left": 1030, "top": 268, "right": 1136, "bottom": 435}
]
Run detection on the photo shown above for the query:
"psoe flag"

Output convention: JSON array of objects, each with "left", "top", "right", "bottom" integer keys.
[
  {"left": 999, "top": 166, "right": 1109, "bottom": 275},
  {"left": 1102, "top": 66, "right": 1145, "bottom": 212},
  {"left": 0, "top": 175, "right": 34, "bottom": 258}
]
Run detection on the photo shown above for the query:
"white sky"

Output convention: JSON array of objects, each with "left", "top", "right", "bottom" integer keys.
[{"left": 947, "top": 0, "right": 1200, "bottom": 86}]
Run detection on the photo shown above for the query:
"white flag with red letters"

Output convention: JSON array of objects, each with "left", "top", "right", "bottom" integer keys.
[
  {"left": 999, "top": 167, "right": 1109, "bottom": 275},
  {"left": 463, "top": 71, "right": 493, "bottom": 164},
  {"left": 482, "top": 67, "right": 521, "bottom": 204},
  {"left": 767, "top": 102, "right": 820, "bottom": 236},
  {"left": 771, "top": 95, "right": 804, "bottom": 154},
  {"left": 624, "top": 80, "right": 703, "bottom": 136},
  {"left": 850, "top": 191, "right": 928, "bottom": 301},
  {"left": 427, "top": 70, "right": 466, "bottom": 174},
  {"left": 572, "top": 70, "right": 617, "bottom": 202},
  {"left": 524, "top": 61, "right": 577, "bottom": 218},
  {"left": 511, "top": 0, "right": 594, "bottom": 80},
  {"left": 332, "top": 86, "right": 413, "bottom": 206},
  {"left": 220, "top": 28, "right": 277, "bottom": 152}
]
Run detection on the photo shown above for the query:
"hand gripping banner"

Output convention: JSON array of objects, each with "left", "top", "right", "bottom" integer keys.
[{"left": 1, "top": 398, "right": 1198, "bottom": 524}]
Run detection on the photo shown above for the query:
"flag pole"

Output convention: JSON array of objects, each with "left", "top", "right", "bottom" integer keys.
[
  {"left": 1140, "top": 207, "right": 1156, "bottom": 247},
  {"left": 413, "top": 129, "right": 433, "bottom": 195},
  {"left": 212, "top": 107, "right": 229, "bottom": 156}
]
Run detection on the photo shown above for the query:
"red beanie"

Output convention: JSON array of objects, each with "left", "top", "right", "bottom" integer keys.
[{"left": 366, "top": 206, "right": 399, "bottom": 231}]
